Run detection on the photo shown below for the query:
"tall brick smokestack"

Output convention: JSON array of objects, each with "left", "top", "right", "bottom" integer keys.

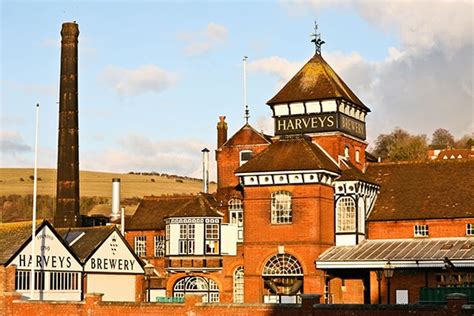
[{"left": 54, "top": 22, "right": 80, "bottom": 228}]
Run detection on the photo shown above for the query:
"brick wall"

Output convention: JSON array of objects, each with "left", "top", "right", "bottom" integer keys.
[
  {"left": 368, "top": 218, "right": 473, "bottom": 239},
  {"left": 312, "top": 134, "right": 367, "bottom": 170}
]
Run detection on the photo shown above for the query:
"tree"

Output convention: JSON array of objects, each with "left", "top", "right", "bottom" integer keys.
[
  {"left": 454, "top": 134, "right": 473, "bottom": 148},
  {"left": 431, "top": 128, "right": 455, "bottom": 148},
  {"left": 372, "top": 128, "right": 428, "bottom": 162}
]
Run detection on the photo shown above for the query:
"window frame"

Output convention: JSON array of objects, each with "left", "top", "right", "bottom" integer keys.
[
  {"left": 229, "top": 199, "right": 244, "bottom": 241},
  {"left": 414, "top": 224, "right": 429, "bottom": 237},
  {"left": 239, "top": 150, "right": 253, "bottom": 166},
  {"left": 271, "top": 191, "right": 292, "bottom": 224},
  {"left": 154, "top": 235, "right": 165, "bottom": 257},
  {"left": 336, "top": 197, "right": 356, "bottom": 233},
  {"left": 178, "top": 224, "right": 195, "bottom": 255},
  {"left": 134, "top": 235, "right": 147, "bottom": 257},
  {"left": 466, "top": 224, "right": 474, "bottom": 236},
  {"left": 205, "top": 223, "right": 220, "bottom": 255}
]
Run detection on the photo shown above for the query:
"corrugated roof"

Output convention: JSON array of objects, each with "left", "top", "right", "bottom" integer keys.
[
  {"left": 318, "top": 238, "right": 474, "bottom": 264},
  {"left": 235, "top": 137, "right": 340, "bottom": 174},
  {"left": 267, "top": 53, "right": 369, "bottom": 111},
  {"left": 365, "top": 160, "right": 474, "bottom": 221}
]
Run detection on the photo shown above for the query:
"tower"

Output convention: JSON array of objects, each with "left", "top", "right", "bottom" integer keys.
[{"left": 54, "top": 22, "right": 81, "bottom": 228}]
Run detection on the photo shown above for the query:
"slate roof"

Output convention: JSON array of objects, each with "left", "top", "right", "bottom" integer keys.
[
  {"left": 166, "top": 193, "right": 222, "bottom": 218},
  {"left": 0, "top": 221, "right": 36, "bottom": 264},
  {"left": 57, "top": 225, "right": 115, "bottom": 262},
  {"left": 317, "top": 237, "right": 474, "bottom": 268},
  {"left": 337, "top": 158, "right": 377, "bottom": 184},
  {"left": 235, "top": 137, "right": 340, "bottom": 174},
  {"left": 127, "top": 195, "right": 194, "bottom": 231},
  {"left": 222, "top": 124, "right": 271, "bottom": 147},
  {"left": 267, "top": 53, "right": 369, "bottom": 111},
  {"left": 437, "top": 149, "right": 473, "bottom": 160},
  {"left": 365, "top": 160, "right": 474, "bottom": 221}
]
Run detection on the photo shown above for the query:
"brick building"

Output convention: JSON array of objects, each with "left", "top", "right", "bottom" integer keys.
[{"left": 124, "top": 39, "right": 473, "bottom": 306}]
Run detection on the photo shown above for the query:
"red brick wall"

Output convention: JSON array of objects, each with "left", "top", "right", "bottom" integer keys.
[
  {"left": 242, "top": 184, "right": 335, "bottom": 302},
  {"left": 368, "top": 218, "right": 473, "bottom": 239},
  {"left": 312, "top": 134, "right": 367, "bottom": 170}
]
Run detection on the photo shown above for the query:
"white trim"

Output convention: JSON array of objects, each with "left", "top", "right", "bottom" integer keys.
[
  {"left": 316, "top": 259, "right": 474, "bottom": 269},
  {"left": 236, "top": 169, "right": 340, "bottom": 177}
]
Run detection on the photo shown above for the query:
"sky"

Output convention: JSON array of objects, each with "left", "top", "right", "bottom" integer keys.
[{"left": 1, "top": 0, "right": 473, "bottom": 180}]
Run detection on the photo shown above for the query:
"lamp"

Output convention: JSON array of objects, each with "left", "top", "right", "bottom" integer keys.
[
  {"left": 144, "top": 263, "right": 155, "bottom": 302},
  {"left": 383, "top": 261, "right": 394, "bottom": 304}
]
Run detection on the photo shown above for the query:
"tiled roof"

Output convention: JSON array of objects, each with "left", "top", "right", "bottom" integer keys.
[
  {"left": 127, "top": 195, "right": 194, "bottom": 231},
  {"left": 437, "top": 149, "right": 473, "bottom": 160},
  {"left": 222, "top": 124, "right": 271, "bottom": 147},
  {"left": 0, "top": 221, "right": 35, "bottom": 264},
  {"left": 235, "top": 137, "right": 340, "bottom": 174},
  {"left": 267, "top": 53, "right": 369, "bottom": 111},
  {"left": 57, "top": 225, "right": 114, "bottom": 262},
  {"left": 365, "top": 160, "right": 474, "bottom": 221},
  {"left": 337, "top": 158, "right": 377, "bottom": 184},
  {"left": 167, "top": 193, "right": 222, "bottom": 218},
  {"left": 317, "top": 238, "right": 474, "bottom": 268}
]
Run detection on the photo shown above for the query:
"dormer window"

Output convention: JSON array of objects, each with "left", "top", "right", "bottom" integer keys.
[
  {"left": 414, "top": 225, "right": 428, "bottom": 237},
  {"left": 240, "top": 150, "right": 253, "bottom": 166}
]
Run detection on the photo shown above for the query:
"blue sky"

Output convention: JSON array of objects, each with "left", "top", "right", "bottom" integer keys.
[{"left": 1, "top": 1, "right": 472, "bottom": 178}]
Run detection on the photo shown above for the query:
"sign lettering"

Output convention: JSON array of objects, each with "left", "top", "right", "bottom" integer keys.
[
  {"left": 18, "top": 254, "right": 72, "bottom": 269},
  {"left": 275, "top": 113, "right": 365, "bottom": 139},
  {"left": 90, "top": 258, "right": 136, "bottom": 271}
]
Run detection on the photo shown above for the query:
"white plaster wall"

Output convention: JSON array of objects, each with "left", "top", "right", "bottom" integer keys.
[{"left": 87, "top": 274, "right": 136, "bottom": 302}]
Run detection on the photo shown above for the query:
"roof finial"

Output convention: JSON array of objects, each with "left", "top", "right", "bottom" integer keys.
[
  {"left": 243, "top": 56, "right": 250, "bottom": 124},
  {"left": 311, "top": 20, "right": 325, "bottom": 55}
]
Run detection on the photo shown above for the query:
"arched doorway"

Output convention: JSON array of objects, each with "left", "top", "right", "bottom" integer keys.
[
  {"left": 262, "top": 253, "right": 303, "bottom": 304},
  {"left": 173, "top": 276, "right": 220, "bottom": 303}
]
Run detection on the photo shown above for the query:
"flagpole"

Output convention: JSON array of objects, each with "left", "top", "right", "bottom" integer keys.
[{"left": 30, "top": 103, "right": 39, "bottom": 300}]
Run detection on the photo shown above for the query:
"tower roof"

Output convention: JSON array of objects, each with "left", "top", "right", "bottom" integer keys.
[{"left": 267, "top": 53, "right": 369, "bottom": 112}]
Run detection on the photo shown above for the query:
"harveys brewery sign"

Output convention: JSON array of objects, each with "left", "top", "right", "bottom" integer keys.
[{"left": 275, "top": 112, "right": 366, "bottom": 140}]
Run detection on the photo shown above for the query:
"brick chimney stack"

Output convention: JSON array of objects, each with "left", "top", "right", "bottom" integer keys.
[
  {"left": 217, "top": 116, "right": 228, "bottom": 148},
  {"left": 54, "top": 22, "right": 80, "bottom": 228}
]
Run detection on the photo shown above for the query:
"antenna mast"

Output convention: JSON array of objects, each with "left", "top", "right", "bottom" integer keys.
[
  {"left": 311, "top": 21, "right": 325, "bottom": 55},
  {"left": 243, "top": 56, "right": 249, "bottom": 124}
]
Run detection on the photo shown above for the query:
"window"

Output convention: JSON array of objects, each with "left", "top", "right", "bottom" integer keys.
[
  {"left": 165, "top": 224, "right": 170, "bottom": 256},
  {"left": 414, "top": 224, "right": 429, "bottom": 237},
  {"left": 355, "top": 150, "right": 360, "bottom": 163},
  {"left": 179, "top": 224, "right": 195, "bottom": 255},
  {"left": 467, "top": 224, "right": 474, "bottom": 236},
  {"left": 271, "top": 191, "right": 292, "bottom": 224},
  {"left": 173, "top": 276, "right": 220, "bottom": 303},
  {"left": 50, "top": 272, "right": 79, "bottom": 291},
  {"left": 229, "top": 199, "right": 244, "bottom": 241},
  {"left": 15, "top": 271, "right": 45, "bottom": 291},
  {"left": 240, "top": 150, "right": 253, "bottom": 166},
  {"left": 344, "top": 146, "right": 349, "bottom": 158},
  {"left": 262, "top": 254, "right": 303, "bottom": 303},
  {"left": 134, "top": 235, "right": 146, "bottom": 257},
  {"left": 336, "top": 197, "right": 356, "bottom": 232},
  {"left": 205, "top": 224, "right": 219, "bottom": 254},
  {"left": 154, "top": 235, "right": 165, "bottom": 257},
  {"left": 233, "top": 266, "right": 244, "bottom": 303}
]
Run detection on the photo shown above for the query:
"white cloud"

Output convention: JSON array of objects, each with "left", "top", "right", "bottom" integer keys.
[
  {"left": 248, "top": 56, "right": 303, "bottom": 87},
  {"left": 100, "top": 65, "right": 179, "bottom": 96},
  {"left": 0, "top": 130, "right": 32, "bottom": 167},
  {"left": 178, "top": 22, "right": 228, "bottom": 56},
  {"left": 81, "top": 134, "right": 216, "bottom": 180}
]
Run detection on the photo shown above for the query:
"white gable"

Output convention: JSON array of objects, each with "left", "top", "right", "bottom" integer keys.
[
  {"left": 10, "top": 224, "right": 82, "bottom": 271},
  {"left": 84, "top": 230, "right": 144, "bottom": 274}
]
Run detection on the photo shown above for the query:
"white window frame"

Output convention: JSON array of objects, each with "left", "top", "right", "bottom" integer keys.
[
  {"left": 336, "top": 197, "right": 356, "bottom": 232},
  {"left": 154, "top": 235, "right": 165, "bottom": 257},
  {"left": 134, "top": 235, "right": 146, "bottom": 257},
  {"left": 49, "top": 272, "right": 79, "bottom": 291},
  {"left": 205, "top": 223, "right": 220, "bottom": 255},
  {"left": 239, "top": 150, "right": 253, "bottom": 166},
  {"left": 179, "top": 224, "right": 195, "bottom": 255},
  {"left": 355, "top": 149, "right": 360, "bottom": 163},
  {"left": 233, "top": 266, "right": 244, "bottom": 303},
  {"left": 414, "top": 224, "right": 429, "bottom": 237},
  {"left": 271, "top": 191, "right": 292, "bottom": 224},
  {"left": 229, "top": 199, "right": 244, "bottom": 241},
  {"left": 466, "top": 224, "right": 474, "bottom": 236}
]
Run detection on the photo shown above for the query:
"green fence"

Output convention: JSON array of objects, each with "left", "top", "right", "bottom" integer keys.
[
  {"left": 156, "top": 296, "right": 185, "bottom": 303},
  {"left": 419, "top": 287, "right": 474, "bottom": 304}
]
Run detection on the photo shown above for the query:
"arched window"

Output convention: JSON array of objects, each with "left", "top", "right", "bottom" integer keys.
[
  {"left": 355, "top": 149, "right": 360, "bottom": 163},
  {"left": 173, "top": 276, "right": 219, "bottom": 303},
  {"left": 262, "top": 254, "right": 303, "bottom": 303},
  {"left": 271, "top": 191, "right": 292, "bottom": 224},
  {"left": 233, "top": 266, "right": 244, "bottom": 303},
  {"left": 336, "top": 197, "right": 356, "bottom": 232},
  {"left": 344, "top": 146, "right": 350, "bottom": 158},
  {"left": 229, "top": 199, "right": 244, "bottom": 241}
]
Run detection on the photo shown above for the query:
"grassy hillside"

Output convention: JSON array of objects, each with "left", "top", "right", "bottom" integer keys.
[{"left": 0, "top": 168, "right": 215, "bottom": 198}]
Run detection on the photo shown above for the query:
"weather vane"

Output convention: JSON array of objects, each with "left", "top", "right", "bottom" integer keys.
[{"left": 311, "top": 21, "right": 325, "bottom": 55}]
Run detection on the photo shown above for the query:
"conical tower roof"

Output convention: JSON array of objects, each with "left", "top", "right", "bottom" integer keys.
[{"left": 267, "top": 53, "right": 369, "bottom": 112}]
